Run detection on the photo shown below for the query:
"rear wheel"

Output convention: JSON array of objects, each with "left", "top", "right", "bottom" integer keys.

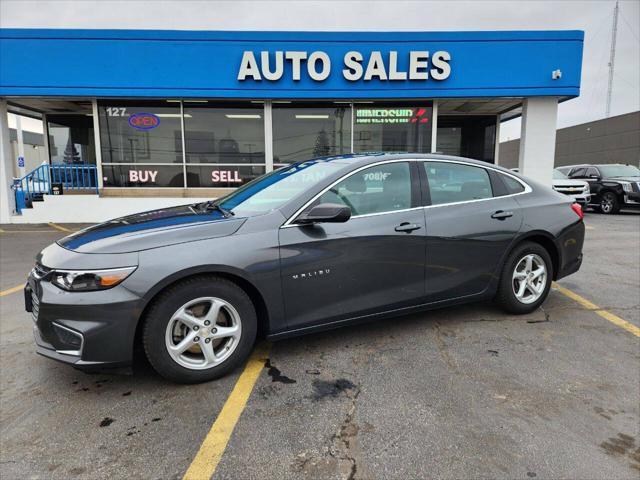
[
  {"left": 143, "top": 276, "right": 257, "bottom": 384},
  {"left": 599, "top": 191, "right": 620, "bottom": 214},
  {"left": 495, "top": 242, "right": 553, "bottom": 314}
]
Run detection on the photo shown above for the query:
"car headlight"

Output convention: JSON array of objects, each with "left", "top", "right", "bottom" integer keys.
[
  {"left": 51, "top": 266, "right": 137, "bottom": 292},
  {"left": 620, "top": 181, "right": 632, "bottom": 192},
  {"left": 583, "top": 184, "right": 590, "bottom": 193}
]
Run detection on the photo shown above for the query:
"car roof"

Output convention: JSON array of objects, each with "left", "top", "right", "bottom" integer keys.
[{"left": 301, "top": 152, "right": 516, "bottom": 173}]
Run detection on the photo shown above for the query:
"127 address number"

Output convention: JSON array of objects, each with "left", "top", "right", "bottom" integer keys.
[{"left": 106, "top": 107, "right": 127, "bottom": 117}]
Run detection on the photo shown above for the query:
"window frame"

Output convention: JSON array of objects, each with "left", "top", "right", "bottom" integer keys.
[
  {"left": 420, "top": 159, "right": 530, "bottom": 208},
  {"left": 283, "top": 159, "right": 422, "bottom": 227},
  {"left": 282, "top": 158, "right": 531, "bottom": 227}
]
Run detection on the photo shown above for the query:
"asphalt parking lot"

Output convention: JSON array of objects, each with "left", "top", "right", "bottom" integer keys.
[{"left": 1, "top": 212, "right": 639, "bottom": 480}]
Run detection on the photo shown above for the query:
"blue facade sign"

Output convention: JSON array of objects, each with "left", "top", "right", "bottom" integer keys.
[{"left": 0, "top": 29, "right": 584, "bottom": 99}]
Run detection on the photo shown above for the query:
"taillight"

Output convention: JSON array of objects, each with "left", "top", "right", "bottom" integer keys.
[{"left": 571, "top": 203, "right": 584, "bottom": 220}]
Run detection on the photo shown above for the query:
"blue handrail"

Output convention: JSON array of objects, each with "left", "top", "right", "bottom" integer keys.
[{"left": 14, "top": 163, "right": 99, "bottom": 213}]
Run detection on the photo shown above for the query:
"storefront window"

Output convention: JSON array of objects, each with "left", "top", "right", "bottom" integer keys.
[
  {"left": 98, "top": 101, "right": 182, "bottom": 187},
  {"left": 184, "top": 102, "right": 265, "bottom": 165},
  {"left": 272, "top": 103, "right": 351, "bottom": 164},
  {"left": 437, "top": 115, "right": 497, "bottom": 163},
  {"left": 47, "top": 114, "right": 96, "bottom": 165},
  {"left": 353, "top": 103, "right": 433, "bottom": 153}
]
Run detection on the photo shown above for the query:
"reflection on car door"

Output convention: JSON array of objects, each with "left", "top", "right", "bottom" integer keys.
[
  {"left": 421, "top": 161, "right": 523, "bottom": 302},
  {"left": 278, "top": 161, "right": 427, "bottom": 331}
]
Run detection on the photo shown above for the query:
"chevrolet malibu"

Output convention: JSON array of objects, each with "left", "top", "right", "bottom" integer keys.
[{"left": 25, "top": 154, "right": 585, "bottom": 383}]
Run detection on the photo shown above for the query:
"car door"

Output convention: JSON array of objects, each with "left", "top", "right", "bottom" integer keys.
[
  {"left": 278, "top": 161, "right": 426, "bottom": 330},
  {"left": 420, "top": 161, "right": 524, "bottom": 302},
  {"left": 571, "top": 167, "right": 601, "bottom": 197}
]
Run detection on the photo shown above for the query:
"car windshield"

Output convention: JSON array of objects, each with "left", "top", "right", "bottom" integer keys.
[
  {"left": 598, "top": 165, "right": 640, "bottom": 177},
  {"left": 553, "top": 169, "right": 568, "bottom": 180},
  {"left": 214, "top": 159, "right": 350, "bottom": 216}
]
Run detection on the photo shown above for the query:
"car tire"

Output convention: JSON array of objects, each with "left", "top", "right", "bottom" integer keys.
[
  {"left": 143, "top": 276, "right": 257, "bottom": 384},
  {"left": 599, "top": 191, "right": 620, "bottom": 215},
  {"left": 495, "top": 242, "right": 553, "bottom": 315}
]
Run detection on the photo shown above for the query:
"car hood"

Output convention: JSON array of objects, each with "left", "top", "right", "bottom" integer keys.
[
  {"left": 604, "top": 176, "right": 640, "bottom": 182},
  {"left": 58, "top": 204, "right": 246, "bottom": 254}
]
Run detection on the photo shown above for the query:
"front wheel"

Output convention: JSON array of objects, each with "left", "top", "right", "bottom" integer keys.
[
  {"left": 599, "top": 192, "right": 620, "bottom": 214},
  {"left": 143, "top": 276, "right": 257, "bottom": 384},
  {"left": 495, "top": 242, "right": 553, "bottom": 314}
]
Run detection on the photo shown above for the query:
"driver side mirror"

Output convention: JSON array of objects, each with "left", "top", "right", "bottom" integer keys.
[{"left": 296, "top": 203, "right": 351, "bottom": 225}]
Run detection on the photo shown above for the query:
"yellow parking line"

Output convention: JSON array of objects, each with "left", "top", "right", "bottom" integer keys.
[
  {"left": 0, "top": 229, "right": 60, "bottom": 233},
  {"left": 183, "top": 342, "right": 271, "bottom": 480},
  {"left": 0, "top": 284, "right": 24, "bottom": 297},
  {"left": 48, "top": 222, "right": 71, "bottom": 232},
  {"left": 585, "top": 225, "right": 595, "bottom": 231},
  {"left": 553, "top": 282, "right": 640, "bottom": 337}
]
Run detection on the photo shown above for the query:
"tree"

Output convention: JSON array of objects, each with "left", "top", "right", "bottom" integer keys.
[
  {"left": 63, "top": 137, "right": 80, "bottom": 164},
  {"left": 313, "top": 128, "right": 330, "bottom": 157}
]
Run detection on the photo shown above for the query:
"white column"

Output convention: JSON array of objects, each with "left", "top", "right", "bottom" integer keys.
[
  {"left": 493, "top": 115, "right": 500, "bottom": 165},
  {"left": 0, "top": 100, "right": 16, "bottom": 222},
  {"left": 430, "top": 100, "right": 438, "bottom": 153},
  {"left": 518, "top": 97, "right": 558, "bottom": 185},
  {"left": 92, "top": 99, "right": 104, "bottom": 189},
  {"left": 263, "top": 100, "right": 273, "bottom": 172},
  {"left": 16, "top": 115, "right": 26, "bottom": 178}
]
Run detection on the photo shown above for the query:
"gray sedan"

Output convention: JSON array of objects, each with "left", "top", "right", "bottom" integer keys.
[{"left": 25, "top": 153, "right": 585, "bottom": 383}]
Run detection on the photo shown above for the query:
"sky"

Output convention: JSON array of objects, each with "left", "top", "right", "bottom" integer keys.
[{"left": 2, "top": 0, "right": 639, "bottom": 140}]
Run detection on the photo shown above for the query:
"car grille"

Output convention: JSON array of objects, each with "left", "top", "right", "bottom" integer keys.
[
  {"left": 31, "top": 291, "right": 39, "bottom": 323},
  {"left": 554, "top": 185, "right": 587, "bottom": 194}
]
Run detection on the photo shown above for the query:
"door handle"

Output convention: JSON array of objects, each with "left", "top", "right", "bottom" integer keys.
[
  {"left": 395, "top": 222, "right": 422, "bottom": 233},
  {"left": 491, "top": 210, "right": 513, "bottom": 220}
]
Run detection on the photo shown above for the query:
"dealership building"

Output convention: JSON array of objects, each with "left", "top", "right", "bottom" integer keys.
[{"left": 0, "top": 29, "right": 584, "bottom": 223}]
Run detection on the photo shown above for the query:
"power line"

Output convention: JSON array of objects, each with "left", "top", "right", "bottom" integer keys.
[
  {"left": 606, "top": 0, "right": 619, "bottom": 118},
  {"left": 619, "top": 8, "right": 640, "bottom": 44}
]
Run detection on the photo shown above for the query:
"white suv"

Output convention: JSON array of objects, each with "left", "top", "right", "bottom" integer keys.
[{"left": 552, "top": 169, "right": 590, "bottom": 207}]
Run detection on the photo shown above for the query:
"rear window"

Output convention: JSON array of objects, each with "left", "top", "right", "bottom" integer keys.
[
  {"left": 500, "top": 174, "right": 525, "bottom": 194},
  {"left": 423, "top": 162, "right": 492, "bottom": 205}
]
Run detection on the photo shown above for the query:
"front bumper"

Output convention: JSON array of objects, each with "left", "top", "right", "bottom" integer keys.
[
  {"left": 623, "top": 192, "right": 640, "bottom": 207},
  {"left": 572, "top": 194, "right": 590, "bottom": 206},
  {"left": 25, "top": 272, "right": 143, "bottom": 370}
]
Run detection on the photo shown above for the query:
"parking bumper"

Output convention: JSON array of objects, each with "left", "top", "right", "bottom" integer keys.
[{"left": 27, "top": 276, "right": 143, "bottom": 369}]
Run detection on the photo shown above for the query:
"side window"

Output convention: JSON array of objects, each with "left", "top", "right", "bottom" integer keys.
[
  {"left": 500, "top": 174, "right": 525, "bottom": 194},
  {"left": 423, "top": 162, "right": 492, "bottom": 205},
  {"left": 570, "top": 167, "right": 587, "bottom": 178},
  {"left": 586, "top": 167, "right": 599, "bottom": 178},
  {"left": 316, "top": 162, "right": 412, "bottom": 216}
]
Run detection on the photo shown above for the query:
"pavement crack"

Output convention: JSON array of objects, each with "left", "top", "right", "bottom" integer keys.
[
  {"left": 328, "top": 384, "right": 362, "bottom": 480},
  {"left": 433, "top": 321, "right": 458, "bottom": 371}
]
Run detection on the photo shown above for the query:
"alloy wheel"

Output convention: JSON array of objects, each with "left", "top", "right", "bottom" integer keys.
[
  {"left": 601, "top": 194, "right": 614, "bottom": 213},
  {"left": 512, "top": 254, "right": 547, "bottom": 304},
  {"left": 164, "top": 297, "right": 242, "bottom": 370}
]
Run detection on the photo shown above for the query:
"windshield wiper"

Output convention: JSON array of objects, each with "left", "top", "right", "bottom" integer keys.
[{"left": 198, "top": 200, "right": 235, "bottom": 218}]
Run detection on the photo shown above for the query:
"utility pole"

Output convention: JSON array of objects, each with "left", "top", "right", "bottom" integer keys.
[{"left": 605, "top": 0, "right": 619, "bottom": 118}]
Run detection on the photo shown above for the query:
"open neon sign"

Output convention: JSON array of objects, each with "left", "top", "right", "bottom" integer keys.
[{"left": 128, "top": 113, "right": 160, "bottom": 130}]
